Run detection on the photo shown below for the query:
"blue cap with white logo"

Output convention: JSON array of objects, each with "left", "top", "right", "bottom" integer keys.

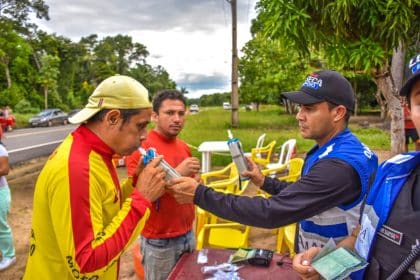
[
  {"left": 282, "top": 70, "right": 355, "bottom": 112},
  {"left": 400, "top": 54, "right": 420, "bottom": 97}
]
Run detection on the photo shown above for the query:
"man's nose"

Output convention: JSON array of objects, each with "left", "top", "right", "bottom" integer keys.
[{"left": 172, "top": 114, "right": 183, "bottom": 122}]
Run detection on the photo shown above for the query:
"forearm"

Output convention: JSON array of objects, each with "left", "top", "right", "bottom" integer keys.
[
  {"left": 53, "top": 188, "right": 151, "bottom": 276},
  {"left": 194, "top": 185, "right": 303, "bottom": 228},
  {"left": 261, "top": 176, "right": 290, "bottom": 195}
]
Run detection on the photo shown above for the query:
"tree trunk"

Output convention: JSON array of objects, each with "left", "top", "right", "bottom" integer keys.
[
  {"left": 5, "top": 63, "right": 11, "bottom": 89},
  {"left": 1, "top": 57, "right": 12, "bottom": 89},
  {"left": 375, "top": 69, "right": 404, "bottom": 156},
  {"left": 391, "top": 44, "right": 405, "bottom": 91},
  {"left": 375, "top": 89, "right": 387, "bottom": 120},
  {"left": 44, "top": 86, "right": 48, "bottom": 109}
]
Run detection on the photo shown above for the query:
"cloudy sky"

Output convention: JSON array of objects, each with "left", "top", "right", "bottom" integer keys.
[{"left": 34, "top": 0, "right": 258, "bottom": 98}]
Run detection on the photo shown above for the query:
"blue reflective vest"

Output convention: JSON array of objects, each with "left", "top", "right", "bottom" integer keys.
[
  {"left": 298, "top": 129, "right": 378, "bottom": 252},
  {"left": 352, "top": 151, "right": 420, "bottom": 279}
]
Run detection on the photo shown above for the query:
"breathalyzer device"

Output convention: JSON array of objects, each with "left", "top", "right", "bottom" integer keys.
[
  {"left": 139, "top": 147, "right": 181, "bottom": 212},
  {"left": 139, "top": 148, "right": 181, "bottom": 181},
  {"left": 227, "top": 130, "right": 250, "bottom": 181}
]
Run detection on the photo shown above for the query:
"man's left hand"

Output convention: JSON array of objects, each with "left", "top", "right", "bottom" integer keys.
[{"left": 176, "top": 157, "right": 201, "bottom": 177}]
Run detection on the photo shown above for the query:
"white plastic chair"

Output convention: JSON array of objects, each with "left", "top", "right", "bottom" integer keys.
[
  {"left": 244, "top": 133, "right": 266, "bottom": 158},
  {"left": 266, "top": 139, "right": 296, "bottom": 169}
]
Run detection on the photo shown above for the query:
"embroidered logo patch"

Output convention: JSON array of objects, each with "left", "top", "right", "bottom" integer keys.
[
  {"left": 302, "top": 73, "right": 323, "bottom": 90},
  {"left": 409, "top": 54, "right": 420, "bottom": 75},
  {"left": 98, "top": 98, "right": 104, "bottom": 107},
  {"left": 378, "top": 224, "right": 403, "bottom": 245}
]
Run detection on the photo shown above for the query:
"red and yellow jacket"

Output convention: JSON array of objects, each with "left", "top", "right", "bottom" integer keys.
[{"left": 24, "top": 125, "right": 151, "bottom": 280}]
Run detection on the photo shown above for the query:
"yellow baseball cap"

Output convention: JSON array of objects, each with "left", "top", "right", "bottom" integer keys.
[{"left": 69, "top": 75, "right": 152, "bottom": 124}]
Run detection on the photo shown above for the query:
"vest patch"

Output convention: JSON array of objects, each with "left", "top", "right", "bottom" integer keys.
[{"left": 377, "top": 224, "right": 403, "bottom": 245}]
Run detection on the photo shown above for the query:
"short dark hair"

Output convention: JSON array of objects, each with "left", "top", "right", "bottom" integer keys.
[
  {"left": 88, "top": 108, "right": 143, "bottom": 125},
  {"left": 152, "top": 89, "right": 186, "bottom": 113}
]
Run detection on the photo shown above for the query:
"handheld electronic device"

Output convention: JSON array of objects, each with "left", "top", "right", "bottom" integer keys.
[
  {"left": 227, "top": 130, "right": 250, "bottom": 180},
  {"left": 139, "top": 148, "right": 180, "bottom": 181}
]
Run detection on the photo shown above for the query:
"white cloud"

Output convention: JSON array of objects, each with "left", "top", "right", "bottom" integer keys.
[{"left": 35, "top": 0, "right": 257, "bottom": 98}]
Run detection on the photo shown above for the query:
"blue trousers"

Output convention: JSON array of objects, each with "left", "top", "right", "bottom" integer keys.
[
  {"left": 0, "top": 187, "right": 15, "bottom": 258},
  {"left": 140, "top": 230, "right": 195, "bottom": 280}
]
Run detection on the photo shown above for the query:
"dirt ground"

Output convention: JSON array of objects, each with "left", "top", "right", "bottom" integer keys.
[{"left": 1, "top": 149, "right": 391, "bottom": 279}]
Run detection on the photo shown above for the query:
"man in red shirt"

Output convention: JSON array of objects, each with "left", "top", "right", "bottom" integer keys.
[
  {"left": 125, "top": 89, "right": 200, "bottom": 280},
  {"left": 403, "top": 98, "right": 420, "bottom": 151}
]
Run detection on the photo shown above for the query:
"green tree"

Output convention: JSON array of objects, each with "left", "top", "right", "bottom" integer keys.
[
  {"left": 0, "top": 0, "right": 49, "bottom": 26},
  {"left": 38, "top": 54, "right": 60, "bottom": 109},
  {"left": 256, "top": 0, "right": 419, "bottom": 154},
  {"left": 129, "top": 64, "right": 176, "bottom": 97},
  {"left": 0, "top": 20, "right": 32, "bottom": 89},
  {"left": 239, "top": 34, "right": 309, "bottom": 111}
]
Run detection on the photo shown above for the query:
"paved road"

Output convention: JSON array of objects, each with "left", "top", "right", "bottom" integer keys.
[{"left": 3, "top": 125, "right": 78, "bottom": 166}]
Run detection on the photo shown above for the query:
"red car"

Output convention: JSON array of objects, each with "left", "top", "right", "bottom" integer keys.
[{"left": 0, "top": 110, "right": 16, "bottom": 132}]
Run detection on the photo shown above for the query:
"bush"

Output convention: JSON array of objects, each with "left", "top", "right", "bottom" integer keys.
[{"left": 14, "top": 99, "right": 40, "bottom": 114}]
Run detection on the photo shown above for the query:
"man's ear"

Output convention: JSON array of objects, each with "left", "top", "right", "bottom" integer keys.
[
  {"left": 333, "top": 105, "right": 347, "bottom": 122},
  {"left": 105, "top": 109, "right": 121, "bottom": 126}
]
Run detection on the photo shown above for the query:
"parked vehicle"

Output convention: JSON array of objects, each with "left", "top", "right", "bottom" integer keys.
[
  {"left": 0, "top": 111, "right": 16, "bottom": 132},
  {"left": 223, "top": 102, "right": 231, "bottom": 110},
  {"left": 29, "top": 109, "right": 68, "bottom": 127},
  {"left": 189, "top": 104, "right": 199, "bottom": 113}
]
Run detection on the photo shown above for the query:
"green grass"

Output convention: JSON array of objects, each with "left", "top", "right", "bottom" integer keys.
[
  {"left": 179, "top": 105, "right": 390, "bottom": 167},
  {"left": 14, "top": 113, "right": 34, "bottom": 128}
]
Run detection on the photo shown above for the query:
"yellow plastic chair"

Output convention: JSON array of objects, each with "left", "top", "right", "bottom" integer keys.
[
  {"left": 196, "top": 212, "right": 250, "bottom": 250},
  {"left": 276, "top": 223, "right": 297, "bottom": 257},
  {"left": 195, "top": 207, "right": 210, "bottom": 239},
  {"left": 201, "top": 162, "right": 237, "bottom": 185},
  {"left": 277, "top": 158, "right": 304, "bottom": 182},
  {"left": 250, "top": 140, "right": 277, "bottom": 167},
  {"left": 201, "top": 162, "right": 241, "bottom": 194},
  {"left": 261, "top": 157, "right": 304, "bottom": 182}
]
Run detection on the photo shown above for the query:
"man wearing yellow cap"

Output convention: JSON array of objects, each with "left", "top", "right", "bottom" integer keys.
[{"left": 23, "top": 75, "right": 167, "bottom": 280}]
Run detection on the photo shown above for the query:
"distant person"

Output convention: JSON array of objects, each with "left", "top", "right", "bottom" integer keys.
[
  {"left": 23, "top": 75, "right": 166, "bottom": 279},
  {"left": 403, "top": 98, "right": 420, "bottom": 151},
  {"left": 293, "top": 53, "right": 420, "bottom": 280},
  {"left": 0, "top": 135, "right": 15, "bottom": 271},
  {"left": 3, "top": 106, "right": 11, "bottom": 118},
  {"left": 125, "top": 89, "right": 200, "bottom": 280},
  {"left": 169, "top": 70, "right": 378, "bottom": 253}
]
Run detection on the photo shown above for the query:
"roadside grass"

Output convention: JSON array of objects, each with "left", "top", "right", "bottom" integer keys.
[
  {"left": 14, "top": 113, "right": 34, "bottom": 128},
  {"left": 180, "top": 105, "right": 390, "bottom": 167}
]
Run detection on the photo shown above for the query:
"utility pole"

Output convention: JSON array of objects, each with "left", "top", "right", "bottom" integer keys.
[{"left": 227, "top": 0, "right": 239, "bottom": 127}]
